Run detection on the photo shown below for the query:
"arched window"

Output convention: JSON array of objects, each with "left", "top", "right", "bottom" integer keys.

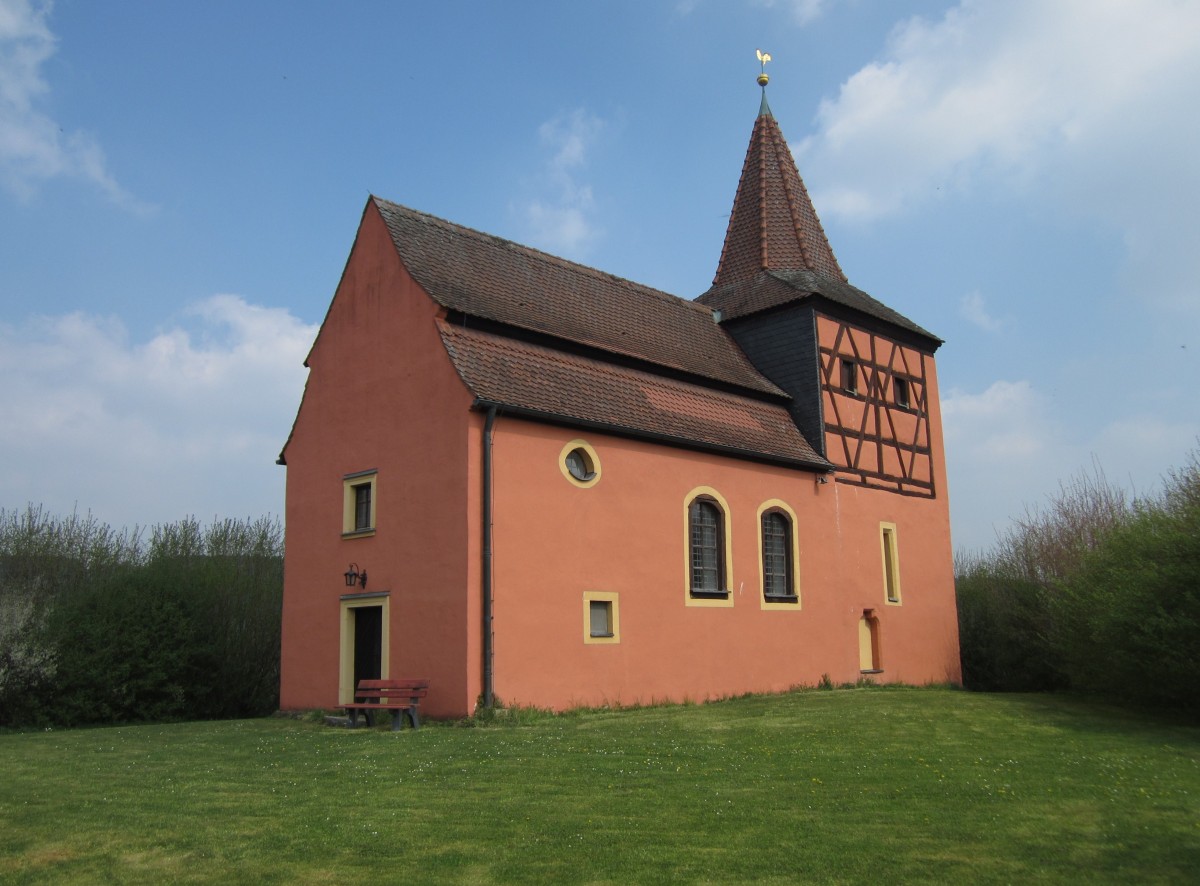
[
  {"left": 859, "top": 610, "right": 882, "bottom": 673},
  {"left": 761, "top": 510, "right": 794, "bottom": 601},
  {"left": 689, "top": 498, "right": 726, "bottom": 597}
]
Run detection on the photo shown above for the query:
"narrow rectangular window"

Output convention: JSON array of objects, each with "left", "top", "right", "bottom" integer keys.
[
  {"left": 761, "top": 511, "right": 794, "bottom": 600},
  {"left": 841, "top": 359, "right": 858, "bottom": 394},
  {"left": 353, "top": 483, "right": 372, "bottom": 531},
  {"left": 343, "top": 470, "right": 377, "bottom": 537},
  {"left": 894, "top": 377, "right": 910, "bottom": 408},
  {"left": 689, "top": 499, "right": 725, "bottom": 595},
  {"left": 881, "top": 524, "right": 901, "bottom": 604}
]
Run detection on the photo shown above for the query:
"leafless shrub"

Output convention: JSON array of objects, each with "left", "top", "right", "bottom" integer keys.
[{"left": 991, "top": 459, "right": 1132, "bottom": 587}]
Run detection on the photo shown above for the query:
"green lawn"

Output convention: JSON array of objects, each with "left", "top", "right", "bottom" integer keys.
[{"left": 1, "top": 689, "right": 1197, "bottom": 884}]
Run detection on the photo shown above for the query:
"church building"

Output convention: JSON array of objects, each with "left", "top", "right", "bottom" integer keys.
[{"left": 277, "top": 73, "right": 960, "bottom": 718}]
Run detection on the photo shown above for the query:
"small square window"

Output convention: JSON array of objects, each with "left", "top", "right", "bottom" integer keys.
[
  {"left": 894, "top": 377, "right": 910, "bottom": 408},
  {"left": 841, "top": 359, "right": 858, "bottom": 394},
  {"left": 589, "top": 600, "right": 613, "bottom": 637},
  {"left": 583, "top": 592, "right": 619, "bottom": 643}
]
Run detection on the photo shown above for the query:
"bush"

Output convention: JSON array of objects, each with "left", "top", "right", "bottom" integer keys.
[
  {"left": 955, "top": 561, "right": 1064, "bottom": 692},
  {"left": 0, "top": 588, "right": 57, "bottom": 725},
  {"left": 145, "top": 518, "right": 283, "bottom": 719},
  {"left": 954, "top": 462, "right": 1128, "bottom": 693},
  {"left": 0, "top": 508, "right": 282, "bottom": 728},
  {"left": 957, "top": 444, "right": 1200, "bottom": 715},
  {"left": 49, "top": 565, "right": 197, "bottom": 725},
  {"left": 1054, "top": 454, "right": 1200, "bottom": 712}
]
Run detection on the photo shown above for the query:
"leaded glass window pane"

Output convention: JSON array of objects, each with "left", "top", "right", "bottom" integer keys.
[
  {"left": 762, "top": 511, "right": 791, "bottom": 598},
  {"left": 354, "top": 483, "right": 372, "bottom": 531},
  {"left": 690, "top": 500, "right": 723, "bottom": 594}
]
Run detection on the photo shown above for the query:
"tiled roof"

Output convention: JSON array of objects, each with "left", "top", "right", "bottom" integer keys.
[
  {"left": 700, "top": 94, "right": 940, "bottom": 347},
  {"left": 438, "top": 321, "right": 828, "bottom": 468},
  {"left": 698, "top": 270, "right": 942, "bottom": 345},
  {"left": 373, "top": 198, "right": 783, "bottom": 398},
  {"left": 712, "top": 101, "right": 845, "bottom": 287}
]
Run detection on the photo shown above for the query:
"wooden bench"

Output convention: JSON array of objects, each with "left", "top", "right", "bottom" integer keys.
[{"left": 344, "top": 678, "right": 430, "bottom": 731}]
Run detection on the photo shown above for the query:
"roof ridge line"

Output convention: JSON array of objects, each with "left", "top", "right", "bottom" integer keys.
[{"left": 372, "top": 196, "right": 695, "bottom": 309}]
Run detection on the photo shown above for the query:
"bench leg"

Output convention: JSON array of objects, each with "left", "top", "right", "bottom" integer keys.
[
  {"left": 347, "top": 708, "right": 359, "bottom": 728},
  {"left": 404, "top": 707, "right": 419, "bottom": 730},
  {"left": 390, "top": 709, "right": 403, "bottom": 732}
]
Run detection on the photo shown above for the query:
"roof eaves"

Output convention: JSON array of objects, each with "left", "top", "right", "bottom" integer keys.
[
  {"left": 445, "top": 312, "right": 792, "bottom": 403},
  {"left": 470, "top": 398, "right": 832, "bottom": 473}
]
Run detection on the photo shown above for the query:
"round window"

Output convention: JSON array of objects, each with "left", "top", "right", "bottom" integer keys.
[
  {"left": 565, "top": 448, "right": 595, "bottom": 482},
  {"left": 559, "top": 439, "right": 601, "bottom": 487}
]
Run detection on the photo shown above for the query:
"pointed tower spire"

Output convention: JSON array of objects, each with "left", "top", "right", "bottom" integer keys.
[{"left": 712, "top": 54, "right": 846, "bottom": 288}]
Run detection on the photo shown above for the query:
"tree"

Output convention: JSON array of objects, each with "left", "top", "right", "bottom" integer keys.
[{"left": 1054, "top": 450, "right": 1200, "bottom": 712}]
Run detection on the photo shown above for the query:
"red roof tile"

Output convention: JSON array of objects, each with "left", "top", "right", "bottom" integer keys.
[
  {"left": 701, "top": 97, "right": 940, "bottom": 347},
  {"left": 438, "top": 321, "right": 828, "bottom": 468},
  {"left": 374, "top": 198, "right": 783, "bottom": 398},
  {"left": 699, "top": 270, "right": 942, "bottom": 346},
  {"left": 712, "top": 103, "right": 845, "bottom": 287}
]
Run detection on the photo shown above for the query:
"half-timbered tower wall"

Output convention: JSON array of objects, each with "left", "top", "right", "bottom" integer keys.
[{"left": 816, "top": 312, "right": 937, "bottom": 498}]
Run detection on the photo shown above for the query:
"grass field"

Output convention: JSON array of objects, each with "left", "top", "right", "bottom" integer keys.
[{"left": 1, "top": 688, "right": 1197, "bottom": 884}]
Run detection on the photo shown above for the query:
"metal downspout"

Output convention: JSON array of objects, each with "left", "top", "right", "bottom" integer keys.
[{"left": 482, "top": 406, "right": 497, "bottom": 709}]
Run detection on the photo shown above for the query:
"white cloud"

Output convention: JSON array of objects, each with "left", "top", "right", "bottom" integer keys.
[
  {"left": 959, "top": 290, "right": 1002, "bottom": 333},
  {"left": 941, "top": 379, "right": 1069, "bottom": 550},
  {"left": 940, "top": 377, "right": 1200, "bottom": 550},
  {"left": 0, "top": 0, "right": 145, "bottom": 207},
  {"left": 790, "top": 0, "right": 1200, "bottom": 548},
  {"left": 515, "top": 108, "right": 605, "bottom": 257},
  {"left": 943, "top": 379, "right": 1047, "bottom": 462},
  {"left": 797, "top": 0, "right": 1200, "bottom": 246},
  {"left": 0, "top": 296, "right": 317, "bottom": 528}
]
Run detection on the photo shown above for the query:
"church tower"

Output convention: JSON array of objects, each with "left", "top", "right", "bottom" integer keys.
[{"left": 699, "top": 65, "right": 944, "bottom": 498}]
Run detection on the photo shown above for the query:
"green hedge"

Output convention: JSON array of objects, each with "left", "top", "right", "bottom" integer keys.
[
  {"left": 0, "top": 509, "right": 282, "bottom": 728},
  {"left": 1055, "top": 495, "right": 1200, "bottom": 712},
  {"left": 956, "top": 447, "right": 1200, "bottom": 716}
]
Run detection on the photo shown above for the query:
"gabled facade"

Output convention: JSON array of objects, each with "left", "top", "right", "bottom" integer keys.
[{"left": 278, "top": 85, "right": 959, "bottom": 718}]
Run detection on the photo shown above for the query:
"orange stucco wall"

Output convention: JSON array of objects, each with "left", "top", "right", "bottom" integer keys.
[
  {"left": 482, "top": 416, "right": 960, "bottom": 712},
  {"left": 279, "top": 201, "right": 478, "bottom": 718}
]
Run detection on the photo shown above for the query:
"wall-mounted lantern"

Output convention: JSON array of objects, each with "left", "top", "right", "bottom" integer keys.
[{"left": 344, "top": 563, "right": 368, "bottom": 589}]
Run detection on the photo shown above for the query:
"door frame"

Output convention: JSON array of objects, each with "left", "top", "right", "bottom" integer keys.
[{"left": 339, "top": 592, "right": 390, "bottom": 704}]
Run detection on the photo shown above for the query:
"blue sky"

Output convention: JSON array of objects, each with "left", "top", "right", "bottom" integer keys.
[{"left": 1, "top": 0, "right": 1197, "bottom": 552}]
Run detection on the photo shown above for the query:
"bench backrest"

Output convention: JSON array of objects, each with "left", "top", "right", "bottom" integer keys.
[{"left": 354, "top": 679, "right": 430, "bottom": 702}]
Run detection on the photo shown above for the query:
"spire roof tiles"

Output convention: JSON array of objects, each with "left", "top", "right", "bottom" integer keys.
[
  {"left": 712, "top": 93, "right": 845, "bottom": 288},
  {"left": 701, "top": 83, "right": 940, "bottom": 348}
]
